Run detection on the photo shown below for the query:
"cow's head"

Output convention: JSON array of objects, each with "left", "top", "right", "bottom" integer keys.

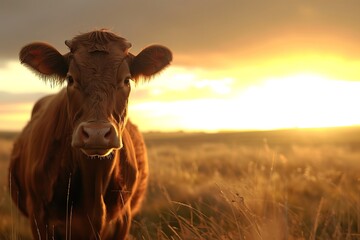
[{"left": 20, "top": 30, "right": 172, "bottom": 158}]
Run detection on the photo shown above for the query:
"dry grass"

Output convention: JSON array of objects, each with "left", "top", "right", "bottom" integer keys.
[{"left": 1, "top": 128, "right": 360, "bottom": 239}]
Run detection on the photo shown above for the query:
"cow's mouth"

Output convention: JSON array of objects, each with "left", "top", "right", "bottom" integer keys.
[{"left": 82, "top": 149, "right": 115, "bottom": 160}]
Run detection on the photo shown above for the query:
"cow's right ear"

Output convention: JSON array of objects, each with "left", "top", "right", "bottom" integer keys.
[{"left": 19, "top": 43, "right": 68, "bottom": 84}]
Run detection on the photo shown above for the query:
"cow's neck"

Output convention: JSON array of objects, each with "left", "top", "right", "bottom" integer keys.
[{"left": 77, "top": 152, "right": 118, "bottom": 230}]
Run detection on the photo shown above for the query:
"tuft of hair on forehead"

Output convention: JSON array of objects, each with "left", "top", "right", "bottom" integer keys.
[{"left": 69, "top": 29, "right": 132, "bottom": 53}]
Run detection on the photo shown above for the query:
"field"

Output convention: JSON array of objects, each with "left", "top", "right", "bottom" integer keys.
[{"left": 0, "top": 127, "right": 360, "bottom": 239}]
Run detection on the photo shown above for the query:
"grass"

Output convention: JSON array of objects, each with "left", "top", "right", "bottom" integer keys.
[{"left": 1, "top": 127, "right": 360, "bottom": 239}]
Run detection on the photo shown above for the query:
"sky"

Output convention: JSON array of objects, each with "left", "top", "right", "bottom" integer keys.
[{"left": 1, "top": 0, "right": 360, "bottom": 132}]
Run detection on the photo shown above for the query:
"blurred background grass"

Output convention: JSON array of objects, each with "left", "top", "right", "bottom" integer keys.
[{"left": 1, "top": 128, "right": 360, "bottom": 239}]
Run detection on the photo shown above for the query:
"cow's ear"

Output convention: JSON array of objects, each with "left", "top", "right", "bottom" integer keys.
[
  {"left": 130, "top": 45, "right": 172, "bottom": 82},
  {"left": 19, "top": 43, "right": 68, "bottom": 85}
]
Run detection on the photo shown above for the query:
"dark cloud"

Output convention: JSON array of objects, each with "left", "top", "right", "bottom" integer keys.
[
  {"left": 1, "top": 0, "right": 360, "bottom": 68},
  {"left": 0, "top": 0, "right": 360, "bottom": 71}
]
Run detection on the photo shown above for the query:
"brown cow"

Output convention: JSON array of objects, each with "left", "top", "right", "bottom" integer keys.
[{"left": 9, "top": 29, "right": 172, "bottom": 239}]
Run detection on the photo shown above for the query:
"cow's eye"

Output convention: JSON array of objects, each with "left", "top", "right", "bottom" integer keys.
[
  {"left": 66, "top": 75, "right": 74, "bottom": 85},
  {"left": 124, "top": 77, "right": 131, "bottom": 85}
]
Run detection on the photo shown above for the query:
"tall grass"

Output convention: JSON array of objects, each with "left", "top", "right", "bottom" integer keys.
[
  {"left": 0, "top": 129, "right": 360, "bottom": 239},
  {"left": 0, "top": 138, "right": 32, "bottom": 240},
  {"left": 131, "top": 131, "right": 360, "bottom": 239}
]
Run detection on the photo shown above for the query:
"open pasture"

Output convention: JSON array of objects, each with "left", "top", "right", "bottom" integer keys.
[{"left": 1, "top": 127, "right": 360, "bottom": 239}]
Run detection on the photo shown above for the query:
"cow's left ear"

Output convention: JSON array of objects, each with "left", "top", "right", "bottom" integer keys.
[{"left": 130, "top": 45, "right": 172, "bottom": 81}]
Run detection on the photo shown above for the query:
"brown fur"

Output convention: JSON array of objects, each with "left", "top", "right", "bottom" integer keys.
[{"left": 9, "top": 30, "right": 171, "bottom": 240}]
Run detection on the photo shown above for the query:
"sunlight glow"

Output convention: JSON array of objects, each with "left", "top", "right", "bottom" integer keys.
[
  {"left": 0, "top": 61, "right": 62, "bottom": 93},
  {"left": 230, "top": 73, "right": 360, "bottom": 129},
  {"left": 0, "top": 103, "right": 33, "bottom": 131},
  {"left": 130, "top": 73, "right": 360, "bottom": 132}
]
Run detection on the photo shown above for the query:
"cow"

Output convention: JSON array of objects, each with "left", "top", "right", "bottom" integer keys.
[{"left": 8, "top": 29, "right": 172, "bottom": 240}]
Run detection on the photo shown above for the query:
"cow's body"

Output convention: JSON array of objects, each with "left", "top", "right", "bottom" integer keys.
[{"left": 9, "top": 30, "right": 171, "bottom": 239}]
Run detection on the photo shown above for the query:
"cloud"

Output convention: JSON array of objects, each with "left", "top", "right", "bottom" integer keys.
[
  {"left": 130, "top": 66, "right": 237, "bottom": 104},
  {"left": 1, "top": 0, "right": 360, "bottom": 68}
]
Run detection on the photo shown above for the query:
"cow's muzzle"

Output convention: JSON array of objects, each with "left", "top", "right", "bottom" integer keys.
[{"left": 72, "top": 121, "right": 121, "bottom": 157}]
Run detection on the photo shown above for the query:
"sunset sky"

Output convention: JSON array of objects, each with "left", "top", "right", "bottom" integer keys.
[{"left": 1, "top": 0, "right": 360, "bottom": 132}]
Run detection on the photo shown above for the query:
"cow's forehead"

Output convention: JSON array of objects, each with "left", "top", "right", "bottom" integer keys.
[
  {"left": 72, "top": 46, "right": 128, "bottom": 70},
  {"left": 70, "top": 30, "right": 131, "bottom": 53},
  {"left": 66, "top": 31, "right": 132, "bottom": 77}
]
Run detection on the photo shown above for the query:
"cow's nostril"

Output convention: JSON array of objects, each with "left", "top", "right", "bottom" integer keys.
[
  {"left": 104, "top": 127, "right": 112, "bottom": 139},
  {"left": 82, "top": 127, "right": 90, "bottom": 140}
]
